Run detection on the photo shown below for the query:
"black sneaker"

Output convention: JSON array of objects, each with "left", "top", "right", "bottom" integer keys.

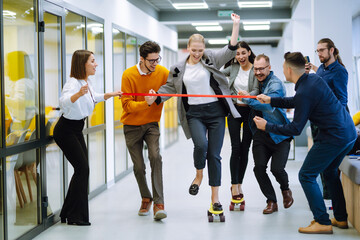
[{"left": 213, "top": 202, "right": 223, "bottom": 211}]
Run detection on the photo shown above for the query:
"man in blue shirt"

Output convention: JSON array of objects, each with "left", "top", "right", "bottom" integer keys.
[
  {"left": 308, "top": 38, "right": 349, "bottom": 202},
  {"left": 255, "top": 52, "right": 356, "bottom": 234},
  {"left": 239, "top": 54, "right": 294, "bottom": 214}
]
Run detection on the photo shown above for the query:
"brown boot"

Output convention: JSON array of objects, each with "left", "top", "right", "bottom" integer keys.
[
  {"left": 282, "top": 189, "right": 294, "bottom": 209},
  {"left": 263, "top": 201, "right": 278, "bottom": 214},
  {"left": 298, "top": 221, "right": 333, "bottom": 234},
  {"left": 138, "top": 198, "right": 152, "bottom": 216},
  {"left": 331, "top": 218, "right": 349, "bottom": 229},
  {"left": 153, "top": 204, "right": 167, "bottom": 220}
]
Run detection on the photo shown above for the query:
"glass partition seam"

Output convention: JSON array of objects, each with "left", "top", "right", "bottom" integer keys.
[{"left": 0, "top": 0, "right": 4, "bottom": 150}]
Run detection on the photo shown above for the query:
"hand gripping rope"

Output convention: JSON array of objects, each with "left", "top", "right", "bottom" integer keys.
[{"left": 122, "top": 93, "right": 257, "bottom": 99}]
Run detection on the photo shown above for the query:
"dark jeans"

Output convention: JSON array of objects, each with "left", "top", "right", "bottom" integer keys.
[
  {"left": 299, "top": 140, "right": 355, "bottom": 225},
  {"left": 252, "top": 130, "right": 291, "bottom": 203},
  {"left": 124, "top": 122, "right": 164, "bottom": 204},
  {"left": 187, "top": 101, "right": 226, "bottom": 187},
  {"left": 227, "top": 105, "right": 252, "bottom": 185},
  {"left": 53, "top": 116, "right": 89, "bottom": 223}
]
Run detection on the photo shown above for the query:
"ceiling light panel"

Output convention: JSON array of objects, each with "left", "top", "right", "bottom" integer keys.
[
  {"left": 238, "top": 1, "right": 272, "bottom": 8},
  {"left": 172, "top": 2, "right": 208, "bottom": 10}
]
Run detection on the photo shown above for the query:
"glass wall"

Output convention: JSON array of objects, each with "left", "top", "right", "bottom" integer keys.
[
  {"left": 162, "top": 48, "right": 178, "bottom": 147},
  {"left": 64, "top": 10, "right": 85, "bottom": 184},
  {"left": 0, "top": 159, "right": 3, "bottom": 240},
  {"left": 87, "top": 18, "right": 105, "bottom": 127},
  {"left": 86, "top": 18, "right": 106, "bottom": 191},
  {"left": 2, "top": 0, "right": 40, "bottom": 238},
  {"left": 7, "top": 148, "right": 39, "bottom": 239},
  {"left": 112, "top": 28, "right": 127, "bottom": 177},
  {"left": 3, "top": 0, "right": 38, "bottom": 139}
]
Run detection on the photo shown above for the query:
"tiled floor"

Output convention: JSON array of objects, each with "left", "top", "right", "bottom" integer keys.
[{"left": 34, "top": 131, "right": 360, "bottom": 240}]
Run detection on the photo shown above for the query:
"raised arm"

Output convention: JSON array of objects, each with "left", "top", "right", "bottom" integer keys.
[{"left": 230, "top": 13, "right": 240, "bottom": 46}]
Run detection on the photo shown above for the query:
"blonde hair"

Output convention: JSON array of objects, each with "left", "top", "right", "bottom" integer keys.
[{"left": 187, "top": 34, "right": 205, "bottom": 47}]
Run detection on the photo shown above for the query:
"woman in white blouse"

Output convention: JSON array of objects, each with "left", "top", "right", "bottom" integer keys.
[
  {"left": 53, "top": 50, "right": 122, "bottom": 226},
  {"left": 221, "top": 41, "right": 258, "bottom": 210}
]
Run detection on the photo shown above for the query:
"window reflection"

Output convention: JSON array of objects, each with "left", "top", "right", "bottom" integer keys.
[
  {"left": 6, "top": 148, "right": 38, "bottom": 239},
  {"left": 87, "top": 19, "right": 105, "bottom": 127},
  {"left": 113, "top": 28, "right": 127, "bottom": 176},
  {"left": 4, "top": 51, "right": 38, "bottom": 133},
  {"left": 88, "top": 131, "right": 105, "bottom": 191}
]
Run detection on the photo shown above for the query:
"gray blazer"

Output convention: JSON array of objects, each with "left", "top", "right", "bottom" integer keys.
[
  {"left": 221, "top": 63, "right": 259, "bottom": 103},
  {"left": 156, "top": 45, "right": 240, "bottom": 139}
]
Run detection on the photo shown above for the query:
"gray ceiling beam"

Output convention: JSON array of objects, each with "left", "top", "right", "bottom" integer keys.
[
  {"left": 159, "top": 8, "right": 291, "bottom": 24},
  {"left": 178, "top": 41, "right": 279, "bottom": 49},
  {"left": 177, "top": 30, "right": 282, "bottom": 39}
]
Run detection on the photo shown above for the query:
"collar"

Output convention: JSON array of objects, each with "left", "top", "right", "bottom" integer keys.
[
  {"left": 137, "top": 62, "right": 151, "bottom": 75},
  {"left": 323, "top": 59, "right": 339, "bottom": 71},
  {"left": 295, "top": 73, "right": 307, "bottom": 91}
]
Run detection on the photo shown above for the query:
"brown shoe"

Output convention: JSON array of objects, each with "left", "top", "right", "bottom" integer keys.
[
  {"left": 263, "top": 201, "right": 278, "bottom": 214},
  {"left": 282, "top": 189, "right": 294, "bottom": 209},
  {"left": 331, "top": 218, "right": 349, "bottom": 229},
  {"left": 153, "top": 204, "right": 167, "bottom": 220},
  {"left": 138, "top": 198, "right": 152, "bottom": 216},
  {"left": 299, "top": 221, "right": 333, "bottom": 234}
]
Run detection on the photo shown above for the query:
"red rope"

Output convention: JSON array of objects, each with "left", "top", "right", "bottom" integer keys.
[{"left": 122, "top": 93, "right": 257, "bottom": 99}]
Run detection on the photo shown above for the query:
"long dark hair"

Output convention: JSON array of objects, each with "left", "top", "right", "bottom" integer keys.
[
  {"left": 224, "top": 41, "right": 256, "bottom": 69},
  {"left": 318, "top": 38, "right": 345, "bottom": 67}
]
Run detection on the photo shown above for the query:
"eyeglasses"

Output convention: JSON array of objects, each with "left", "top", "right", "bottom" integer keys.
[
  {"left": 145, "top": 56, "right": 162, "bottom": 64},
  {"left": 254, "top": 65, "right": 269, "bottom": 72},
  {"left": 315, "top": 48, "right": 328, "bottom": 53}
]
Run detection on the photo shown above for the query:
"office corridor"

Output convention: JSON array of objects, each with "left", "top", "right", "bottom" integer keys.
[{"left": 34, "top": 131, "right": 360, "bottom": 240}]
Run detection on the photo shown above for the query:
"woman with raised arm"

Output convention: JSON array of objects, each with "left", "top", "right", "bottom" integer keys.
[{"left": 146, "top": 13, "right": 240, "bottom": 220}]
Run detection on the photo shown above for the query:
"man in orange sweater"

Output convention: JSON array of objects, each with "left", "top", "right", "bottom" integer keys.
[{"left": 121, "top": 41, "right": 169, "bottom": 220}]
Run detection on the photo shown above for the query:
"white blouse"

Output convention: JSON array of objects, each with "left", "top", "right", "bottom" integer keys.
[
  {"left": 59, "top": 78, "right": 105, "bottom": 120},
  {"left": 233, "top": 67, "right": 250, "bottom": 104},
  {"left": 183, "top": 62, "right": 217, "bottom": 105}
]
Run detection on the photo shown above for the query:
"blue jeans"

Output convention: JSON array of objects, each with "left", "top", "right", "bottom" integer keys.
[
  {"left": 299, "top": 140, "right": 355, "bottom": 225},
  {"left": 187, "top": 101, "right": 226, "bottom": 186}
]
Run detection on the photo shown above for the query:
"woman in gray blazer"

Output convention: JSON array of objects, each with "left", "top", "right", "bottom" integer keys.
[
  {"left": 149, "top": 13, "right": 240, "bottom": 214},
  {"left": 221, "top": 41, "right": 258, "bottom": 210}
]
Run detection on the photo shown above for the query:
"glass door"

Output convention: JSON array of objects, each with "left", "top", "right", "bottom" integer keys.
[{"left": 42, "top": 2, "right": 65, "bottom": 223}]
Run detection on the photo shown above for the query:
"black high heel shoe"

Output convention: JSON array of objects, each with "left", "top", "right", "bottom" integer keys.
[
  {"left": 67, "top": 221, "right": 91, "bottom": 226},
  {"left": 189, "top": 179, "right": 200, "bottom": 195},
  {"left": 61, "top": 217, "right": 66, "bottom": 223}
]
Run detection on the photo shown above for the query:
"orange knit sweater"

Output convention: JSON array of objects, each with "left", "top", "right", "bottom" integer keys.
[{"left": 120, "top": 65, "right": 169, "bottom": 125}]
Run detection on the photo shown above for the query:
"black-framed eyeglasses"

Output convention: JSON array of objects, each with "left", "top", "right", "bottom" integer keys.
[
  {"left": 145, "top": 56, "right": 162, "bottom": 64},
  {"left": 315, "top": 48, "right": 328, "bottom": 53},
  {"left": 254, "top": 65, "right": 269, "bottom": 72}
]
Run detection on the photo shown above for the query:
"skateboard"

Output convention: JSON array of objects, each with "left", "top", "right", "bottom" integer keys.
[
  {"left": 229, "top": 197, "right": 245, "bottom": 211},
  {"left": 207, "top": 204, "right": 225, "bottom": 222}
]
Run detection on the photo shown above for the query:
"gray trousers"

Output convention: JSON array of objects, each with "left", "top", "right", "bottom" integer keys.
[{"left": 124, "top": 122, "right": 164, "bottom": 204}]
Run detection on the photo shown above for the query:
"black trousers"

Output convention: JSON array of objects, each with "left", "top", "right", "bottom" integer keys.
[
  {"left": 227, "top": 105, "right": 252, "bottom": 185},
  {"left": 252, "top": 130, "right": 291, "bottom": 203},
  {"left": 53, "top": 116, "right": 89, "bottom": 222}
]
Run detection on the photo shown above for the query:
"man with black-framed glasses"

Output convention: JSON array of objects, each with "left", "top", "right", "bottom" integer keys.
[
  {"left": 306, "top": 38, "right": 349, "bottom": 207},
  {"left": 121, "top": 41, "right": 169, "bottom": 221},
  {"left": 239, "top": 54, "right": 294, "bottom": 215}
]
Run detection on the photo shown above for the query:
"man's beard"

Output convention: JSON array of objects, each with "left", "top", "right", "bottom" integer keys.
[{"left": 320, "top": 55, "right": 331, "bottom": 64}]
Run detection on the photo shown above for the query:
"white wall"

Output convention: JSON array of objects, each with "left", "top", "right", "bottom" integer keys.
[{"left": 62, "top": 0, "right": 178, "bottom": 186}]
